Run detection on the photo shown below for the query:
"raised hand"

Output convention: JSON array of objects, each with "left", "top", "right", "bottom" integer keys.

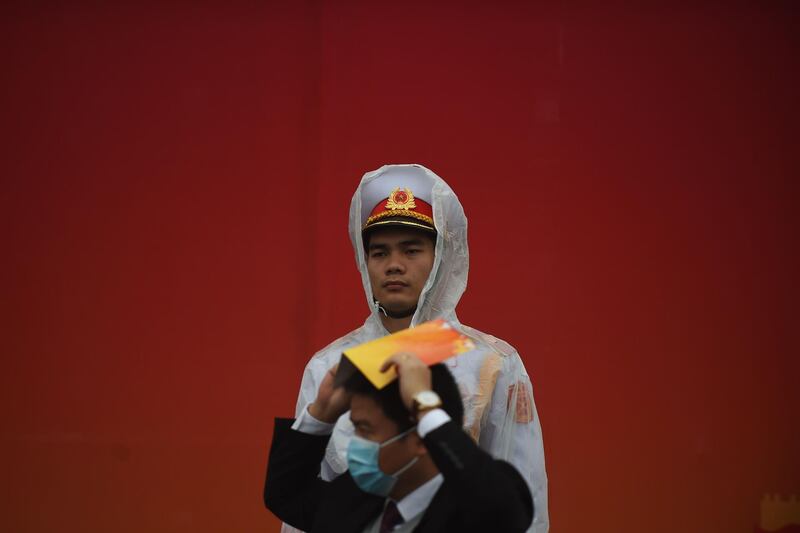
[
  {"left": 308, "top": 364, "right": 351, "bottom": 423},
  {"left": 380, "top": 352, "right": 432, "bottom": 412}
]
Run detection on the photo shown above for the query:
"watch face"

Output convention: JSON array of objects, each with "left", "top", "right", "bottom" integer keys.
[
  {"left": 416, "top": 391, "right": 441, "bottom": 408},
  {"left": 418, "top": 391, "right": 437, "bottom": 403}
]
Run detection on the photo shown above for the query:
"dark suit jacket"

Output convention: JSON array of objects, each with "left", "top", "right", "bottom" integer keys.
[{"left": 264, "top": 417, "right": 533, "bottom": 532}]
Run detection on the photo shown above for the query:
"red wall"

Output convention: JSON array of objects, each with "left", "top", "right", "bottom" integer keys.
[{"left": 2, "top": 2, "right": 797, "bottom": 532}]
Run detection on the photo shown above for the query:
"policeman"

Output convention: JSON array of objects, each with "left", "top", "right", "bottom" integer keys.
[{"left": 288, "top": 164, "right": 548, "bottom": 533}]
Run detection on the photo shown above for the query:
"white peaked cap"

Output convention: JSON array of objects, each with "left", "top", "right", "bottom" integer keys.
[{"left": 359, "top": 165, "right": 436, "bottom": 232}]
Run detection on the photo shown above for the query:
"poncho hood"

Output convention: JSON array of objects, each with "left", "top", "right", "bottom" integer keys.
[{"left": 348, "top": 164, "right": 468, "bottom": 332}]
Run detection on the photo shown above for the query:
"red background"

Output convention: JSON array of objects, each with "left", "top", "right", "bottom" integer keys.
[{"left": 1, "top": 2, "right": 798, "bottom": 532}]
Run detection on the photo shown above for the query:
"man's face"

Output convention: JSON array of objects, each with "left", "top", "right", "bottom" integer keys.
[
  {"left": 350, "top": 393, "right": 418, "bottom": 475},
  {"left": 365, "top": 227, "right": 435, "bottom": 317}
]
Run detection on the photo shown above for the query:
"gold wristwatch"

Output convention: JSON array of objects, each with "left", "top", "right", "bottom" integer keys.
[{"left": 412, "top": 390, "right": 442, "bottom": 418}]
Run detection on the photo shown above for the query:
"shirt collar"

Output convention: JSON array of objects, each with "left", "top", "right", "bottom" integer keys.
[{"left": 393, "top": 473, "right": 444, "bottom": 523}]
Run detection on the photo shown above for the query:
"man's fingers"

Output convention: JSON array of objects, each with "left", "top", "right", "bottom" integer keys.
[
  {"left": 329, "top": 387, "right": 350, "bottom": 406},
  {"left": 380, "top": 352, "right": 420, "bottom": 373},
  {"left": 379, "top": 357, "right": 397, "bottom": 373},
  {"left": 321, "top": 363, "right": 341, "bottom": 390}
]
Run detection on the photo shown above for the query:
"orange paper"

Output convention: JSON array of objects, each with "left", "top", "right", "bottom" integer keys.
[{"left": 339, "top": 319, "right": 474, "bottom": 389}]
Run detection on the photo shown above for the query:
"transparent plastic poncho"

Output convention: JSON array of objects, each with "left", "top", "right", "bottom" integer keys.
[{"left": 286, "top": 164, "right": 549, "bottom": 533}]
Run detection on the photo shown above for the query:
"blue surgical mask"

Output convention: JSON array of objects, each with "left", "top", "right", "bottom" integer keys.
[{"left": 347, "top": 427, "right": 419, "bottom": 497}]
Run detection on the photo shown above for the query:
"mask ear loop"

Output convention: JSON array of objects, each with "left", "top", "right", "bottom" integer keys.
[
  {"left": 390, "top": 456, "right": 419, "bottom": 477},
  {"left": 380, "top": 426, "right": 417, "bottom": 447},
  {"left": 380, "top": 426, "right": 420, "bottom": 477}
]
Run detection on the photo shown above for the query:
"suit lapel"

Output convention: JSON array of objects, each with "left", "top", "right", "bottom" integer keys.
[
  {"left": 314, "top": 474, "right": 385, "bottom": 533},
  {"left": 413, "top": 479, "right": 457, "bottom": 532},
  {"left": 343, "top": 496, "right": 384, "bottom": 533}
]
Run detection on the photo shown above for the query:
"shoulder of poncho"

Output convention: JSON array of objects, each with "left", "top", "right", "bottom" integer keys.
[
  {"left": 459, "top": 323, "right": 519, "bottom": 358},
  {"left": 307, "top": 326, "right": 369, "bottom": 365}
]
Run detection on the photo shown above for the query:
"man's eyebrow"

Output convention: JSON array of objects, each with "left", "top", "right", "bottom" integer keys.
[
  {"left": 368, "top": 243, "right": 388, "bottom": 251},
  {"left": 349, "top": 416, "right": 370, "bottom": 428}
]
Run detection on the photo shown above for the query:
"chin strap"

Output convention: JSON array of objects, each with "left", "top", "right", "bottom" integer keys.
[
  {"left": 373, "top": 299, "right": 389, "bottom": 317},
  {"left": 373, "top": 299, "right": 416, "bottom": 320}
]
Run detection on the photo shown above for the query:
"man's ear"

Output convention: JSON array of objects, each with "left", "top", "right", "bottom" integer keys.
[{"left": 410, "top": 432, "right": 428, "bottom": 457}]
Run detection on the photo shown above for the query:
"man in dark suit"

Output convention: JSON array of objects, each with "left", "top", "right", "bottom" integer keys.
[{"left": 264, "top": 352, "right": 533, "bottom": 532}]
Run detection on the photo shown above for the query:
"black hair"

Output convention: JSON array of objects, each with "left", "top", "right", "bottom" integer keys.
[{"left": 342, "top": 363, "right": 464, "bottom": 432}]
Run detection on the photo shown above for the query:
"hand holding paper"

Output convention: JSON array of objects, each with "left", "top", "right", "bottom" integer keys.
[{"left": 380, "top": 353, "right": 432, "bottom": 412}]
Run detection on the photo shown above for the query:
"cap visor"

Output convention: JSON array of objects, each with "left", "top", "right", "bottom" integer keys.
[{"left": 363, "top": 219, "right": 436, "bottom": 233}]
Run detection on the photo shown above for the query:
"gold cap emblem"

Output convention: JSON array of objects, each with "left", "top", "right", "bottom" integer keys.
[{"left": 385, "top": 187, "right": 416, "bottom": 211}]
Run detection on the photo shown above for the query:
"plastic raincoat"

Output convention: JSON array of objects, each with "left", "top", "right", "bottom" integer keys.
[{"left": 289, "top": 164, "right": 548, "bottom": 532}]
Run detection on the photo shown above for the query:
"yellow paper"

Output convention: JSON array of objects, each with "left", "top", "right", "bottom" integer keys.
[{"left": 341, "top": 319, "right": 475, "bottom": 389}]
